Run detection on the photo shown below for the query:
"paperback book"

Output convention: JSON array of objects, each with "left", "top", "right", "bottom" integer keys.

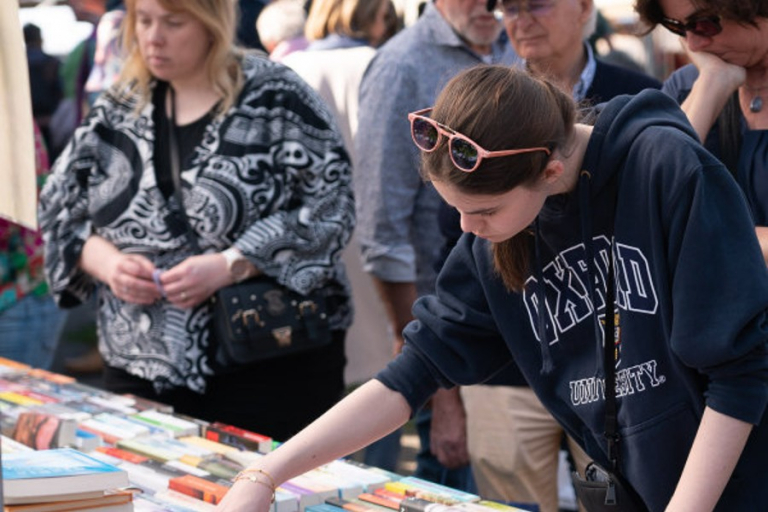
[
  {"left": 203, "top": 422, "right": 273, "bottom": 453},
  {"left": 11, "top": 411, "right": 77, "bottom": 450},
  {"left": 1, "top": 447, "right": 130, "bottom": 505},
  {"left": 2, "top": 489, "right": 134, "bottom": 512}
]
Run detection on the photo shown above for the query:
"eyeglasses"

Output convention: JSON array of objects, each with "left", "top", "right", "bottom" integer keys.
[
  {"left": 659, "top": 14, "right": 722, "bottom": 38},
  {"left": 408, "top": 108, "right": 551, "bottom": 173},
  {"left": 496, "top": 0, "right": 557, "bottom": 19}
]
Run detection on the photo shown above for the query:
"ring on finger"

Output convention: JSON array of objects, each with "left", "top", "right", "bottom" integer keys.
[
  {"left": 181, "top": 291, "right": 188, "bottom": 300},
  {"left": 123, "top": 285, "right": 129, "bottom": 295}
]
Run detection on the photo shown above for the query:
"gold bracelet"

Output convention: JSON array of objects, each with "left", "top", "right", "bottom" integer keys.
[
  {"left": 232, "top": 470, "right": 276, "bottom": 503},
  {"left": 235, "top": 468, "right": 277, "bottom": 490}
]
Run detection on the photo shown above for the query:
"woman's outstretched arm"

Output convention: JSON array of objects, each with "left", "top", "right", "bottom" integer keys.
[{"left": 216, "top": 379, "right": 412, "bottom": 512}]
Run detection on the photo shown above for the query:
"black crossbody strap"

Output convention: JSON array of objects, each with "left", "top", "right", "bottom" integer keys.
[
  {"left": 166, "top": 84, "right": 201, "bottom": 254},
  {"left": 578, "top": 170, "right": 620, "bottom": 474},
  {"left": 603, "top": 248, "right": 618, "bottom": 471}
]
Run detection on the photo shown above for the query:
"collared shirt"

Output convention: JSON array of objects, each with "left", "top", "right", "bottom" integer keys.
[
  {"left": 572, "top": 43, "right": 597, "bottom": 102},
  {"left": 521, "top": 42, "right": 597, "bottom": 102},
  {"left": 355, "top": 2, "right": 520, "bottom": 296}
]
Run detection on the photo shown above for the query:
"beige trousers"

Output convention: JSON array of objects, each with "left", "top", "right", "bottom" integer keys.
[{"left": 461, "top": 385, "right": 591, "bottom": 512}]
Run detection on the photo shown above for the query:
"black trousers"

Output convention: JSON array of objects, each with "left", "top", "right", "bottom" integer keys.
[{"left": 103, "top": 330, "right": 347, "bottom": 442}]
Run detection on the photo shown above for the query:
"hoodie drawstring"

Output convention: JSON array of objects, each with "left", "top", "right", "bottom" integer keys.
[
  {"left": 579, "top": 170, "right": 608, "bottom": 380},
  {"left": 533, "top": 219, "right": 554, "bottom": 374}
]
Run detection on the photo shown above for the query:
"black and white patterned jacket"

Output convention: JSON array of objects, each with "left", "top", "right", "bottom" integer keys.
[{"left": 39, "top": 54, "right": 354, "bottom": 393}]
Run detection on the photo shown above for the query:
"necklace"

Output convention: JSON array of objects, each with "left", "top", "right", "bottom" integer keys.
[{"left": 744, "top": 84, "right": 768, "bottom": 114}]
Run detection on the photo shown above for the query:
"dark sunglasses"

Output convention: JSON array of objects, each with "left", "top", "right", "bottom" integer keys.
[
  {"left": 659, "top": 14, "right": 722, "bottom": 38},
  {"left": 408, "top": 108, "right": 551, "bottom": 173}
]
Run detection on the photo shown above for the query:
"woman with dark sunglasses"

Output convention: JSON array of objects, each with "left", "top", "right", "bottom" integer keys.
[
  {"left": 219, "top": 65, "right": 768, "bottom": 512},
  {"left": 636, "top": 0, "right": 768, "bottom": 262}
]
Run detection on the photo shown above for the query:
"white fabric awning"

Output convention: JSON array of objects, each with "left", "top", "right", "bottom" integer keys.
[{"left": 1, "top": 1, "right": 37, "bottom": 230}]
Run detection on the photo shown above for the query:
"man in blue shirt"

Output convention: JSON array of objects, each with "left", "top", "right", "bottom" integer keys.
[{"left": 354, "top": 0, "right": 519, "bottom": 489}]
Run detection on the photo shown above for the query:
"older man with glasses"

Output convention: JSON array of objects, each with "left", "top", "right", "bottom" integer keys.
[{"left": 354, "top": 0, "right": 519, "bottom": 492}]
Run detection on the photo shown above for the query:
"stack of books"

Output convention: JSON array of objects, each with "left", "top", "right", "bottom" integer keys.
[
  {"left": 0, "top": 358, "right": 532, "bottom": 512},
  {"left": 1, "top": 447, "right": 134, "bottom": 511},
  {"left": 301, "top": 476, "right": 532, "bottom": 512}
]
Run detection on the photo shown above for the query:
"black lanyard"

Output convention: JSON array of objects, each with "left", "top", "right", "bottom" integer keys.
[{"left": 579, "top": 168, "right": 620, "bottom": 473}]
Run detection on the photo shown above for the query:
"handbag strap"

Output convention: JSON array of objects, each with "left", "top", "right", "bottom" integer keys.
[
  {"left": 578, "top": 170, "right": 620, "bottom": 474},
  {"left": 165, "top": 83, "right": 202, "bottom": 254},
  {"left": 602, "top": 246, "right": 618, "bottom": 471}
]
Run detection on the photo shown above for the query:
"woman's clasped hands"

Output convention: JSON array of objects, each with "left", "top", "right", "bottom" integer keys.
[{"left": 107, "top": 251, "right": 230, "bottom": 308}]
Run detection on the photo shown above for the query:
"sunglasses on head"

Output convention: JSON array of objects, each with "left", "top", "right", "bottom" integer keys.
[
  {"left": 408, "top": 108, "right": 551, "bottom": 173},
  {"left": 659, "top": 14, "right": 722, "bottom": 37},
  {"left": 496, "top": 0, "right": 557, "bottom": 19}
]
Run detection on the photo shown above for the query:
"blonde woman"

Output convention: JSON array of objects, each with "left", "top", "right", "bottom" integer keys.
[
  {"left": 304, "top": 0, "right": 397, "bottom": 49},
  {"left": 40, "top": 0, "right": 354, "bottom": 442}
]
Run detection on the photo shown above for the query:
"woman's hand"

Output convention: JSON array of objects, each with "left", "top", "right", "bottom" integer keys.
[
  {"left": 160, "top": 253, "right": 230, "bottom": 308},
  {"left": 681, "top": 38, "right": 745, "bottom": 93},
  {"left": 80, "top": 236, "right": 161, "bottom": 304},
  {"left": 217, "top": 479, "right": 275, "bottom": 512},
  {"left": 108, "top": 254, "right": 162, "bottom": 305},
  {"left": 676, "top": 38, "right": 747, "bottom": 141}
]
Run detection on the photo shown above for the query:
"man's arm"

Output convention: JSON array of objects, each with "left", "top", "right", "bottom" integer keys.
[
  {"left": 372, "top": 277, "right": 418, "bottom": 356},
  {"left": 430, "top": 387, "right": 470, "bottom": 468},
  {"left": 355, "top": 57, "right": 425, "bottom": 355}
]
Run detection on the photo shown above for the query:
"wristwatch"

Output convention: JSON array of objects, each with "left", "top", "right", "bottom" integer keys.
[{"left": 222, "top": 247, "right": 252, "bottom": 283}]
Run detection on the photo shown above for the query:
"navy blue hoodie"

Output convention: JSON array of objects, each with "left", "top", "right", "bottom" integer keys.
[{"left": 377, "top": 90, "right": 768, "bottom": 511}]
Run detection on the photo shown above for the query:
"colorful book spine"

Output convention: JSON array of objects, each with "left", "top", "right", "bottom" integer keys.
[
  {"left": 204, "top": 421, "right": 273, "bottom": 453},
  {"left": 178, "top": 435, "right": 241, "bottom": 455},
  {"left": 326, "top": 496, "right": 391, "bottom": 512},
  {"left": 96, "top": 445, "right": 150, "bottom": 464},
  {"left": 116, "top": 437, "right": 187, "bottom": 462},
  {"left": 0, "top": 391, "right": 43, "bottom": 407},
  {"left": 153, "top": 489, "right": 217, "bottom": 511},
  {"left": 11, "top": 411, "right": 77, "bottom": 450},
  {"left": 358, "top": 492, "right": 402, "bottom": 510},
  {"left": 323, "top": 459, "right": 392, "bottom": 492},
  {"left": 178, "top": 454, "right": 241, "bottom": 480},
  {"left": 278, "top": 480, "right": 327, "bottom": 509},
  {"left": 131, "top": 410, "right": 200, "bottom": 437},
  {"left": 168, "top": 474, "right": 229, "bottom": 505},
  {"left": 307, "top": 503, "right": 347, "bottom": 512},
  {"left": 86, "top": 395, "right": 139, "bottom": 415}
]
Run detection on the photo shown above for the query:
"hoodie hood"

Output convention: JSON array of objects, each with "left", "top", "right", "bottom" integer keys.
[
  {"left": 579, "top": 90, "right": 698, "bottom": 204},
  {"left": 533, "top": 90, "right": 700, "bottom": 375}
]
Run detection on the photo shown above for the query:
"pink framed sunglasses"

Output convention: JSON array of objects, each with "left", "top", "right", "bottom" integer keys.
[{"left": 408, "top": 108, "right": 551, "bottom": 173}]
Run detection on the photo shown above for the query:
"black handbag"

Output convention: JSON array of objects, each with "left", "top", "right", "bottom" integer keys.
[
  {"left": 569, "top": 170, "right": 648, "bottom": 512},
  {"left": 210, "top": 274, "right": 332, "bottom": 365},
  {"left": 165, "top": 84, "right": 332, "bottom": 366},
  {"left": 572, "top": 462, "right": 647, "bottom": 512}
]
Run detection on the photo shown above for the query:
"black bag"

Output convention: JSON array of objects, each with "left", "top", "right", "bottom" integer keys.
[
  {"left": 572, "top": 463, "right": 647, "bottom": 512},
  {"left": 164, "top": 84, "right": 332, "bottom": 366},
  {"left": 211, "top": 275, "right": 332, "bottom": 365}
]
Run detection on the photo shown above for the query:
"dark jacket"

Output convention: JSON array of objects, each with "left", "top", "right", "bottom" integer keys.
[{"left": 381, "top": 90, "right": 768, "bottom": 512}]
